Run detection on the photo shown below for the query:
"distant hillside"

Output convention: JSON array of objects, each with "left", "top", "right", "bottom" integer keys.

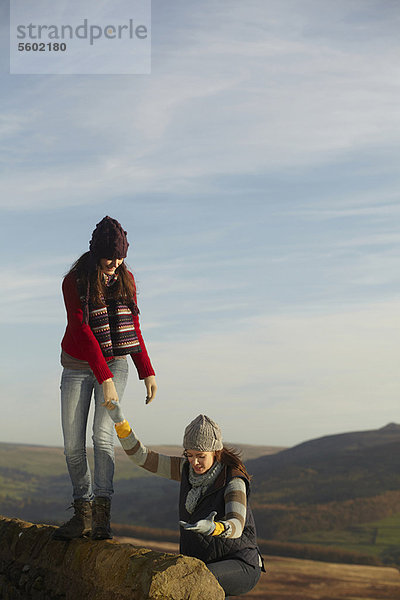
[
  {"left": 246, "top": 422, "right": 400, "bottom": 563},
  {"left": 248, "top": 422, "right": 400, "bottom": 504},
  {"left": 3, "top": 425, "right": 400, "bottom": 567},
  {"left": 250, "top": 422, "right": 400, "bottom": 470},
  {"left": 0, "top": 439, "right": 281, "bottom": 528}
]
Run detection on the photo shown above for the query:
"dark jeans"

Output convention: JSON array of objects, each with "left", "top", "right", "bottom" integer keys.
[{"left": 207, "top": 559, "right": 261, "bottom": 597}]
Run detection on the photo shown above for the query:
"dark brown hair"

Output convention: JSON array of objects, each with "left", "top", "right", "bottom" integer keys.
[
  {"left": 215, "top": 446, "right": 252, "bottom": 480},
  {"left": 66, "top": 251, "right": 137, "bottom": 306}
]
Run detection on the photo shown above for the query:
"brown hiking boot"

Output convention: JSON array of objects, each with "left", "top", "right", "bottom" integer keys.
[
  {"left": 53, "top": 499, "right": 92, "bottom": 540},
  {"left": 91, "top": 496, "right": 112, "bottom": 540}
]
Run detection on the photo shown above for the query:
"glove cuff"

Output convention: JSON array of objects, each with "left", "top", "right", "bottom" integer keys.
[
  {"left": 115, "top": 420, "right": 131, "bottom": 439},
  {"left": 211, "top": 522, "right": 225, "bottom": 536}
]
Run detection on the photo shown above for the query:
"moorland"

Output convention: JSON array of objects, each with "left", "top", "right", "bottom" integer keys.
[{"left": 2, "top": 423, "right": 400, "bottom": 568}]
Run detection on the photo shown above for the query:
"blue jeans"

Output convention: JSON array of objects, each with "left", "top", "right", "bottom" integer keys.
[
  {"left": 207, "top": 559, "right": 261, "bottom": 597},
  {"left": 60, "top": 359, "right": 129, "bottom": 501}
]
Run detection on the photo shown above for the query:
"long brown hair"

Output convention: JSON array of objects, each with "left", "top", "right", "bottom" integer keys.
[
  {"left": 66, "top": 251, "right": 137, "bottom": 306},
  {"left": 215, "top": 446, "right": 252, "bottom": 480}
]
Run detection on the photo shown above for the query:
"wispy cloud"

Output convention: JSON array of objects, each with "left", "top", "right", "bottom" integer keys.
[
  {"left": 1, "top": 0, "right": 399, "bottom": 210},
  {"left": 1, "top": 0, "right": 399, "bottom": 447},
  {"left": 4, "top": 296, "right": 399, "bottom": 447},
  {"left": 0, "top": 257, "right": 68, "bottom": 323},
  {"left": 118, "top": 297, "right": 400, "bottom": 446}
]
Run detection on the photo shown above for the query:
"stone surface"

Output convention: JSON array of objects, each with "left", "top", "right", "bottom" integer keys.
[{"left": 0, "top": 516, "right": 224, "bottom": 600}]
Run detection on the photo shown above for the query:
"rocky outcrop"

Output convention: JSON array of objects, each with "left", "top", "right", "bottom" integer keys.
[{"left": 0, "top": 516, "right": 224, "bottom": 600}]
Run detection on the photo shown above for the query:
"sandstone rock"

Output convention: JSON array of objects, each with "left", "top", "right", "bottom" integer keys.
[{"left": 0, "top": 516, "right": 224, "bottom": 600}]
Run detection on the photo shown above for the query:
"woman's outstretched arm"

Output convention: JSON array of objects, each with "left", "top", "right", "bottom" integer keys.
[{"left": 107, "top": 402, "right": 183, "bottom": 482}]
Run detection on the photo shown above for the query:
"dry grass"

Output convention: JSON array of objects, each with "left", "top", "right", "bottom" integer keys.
[
  {"left": 115, "top": 537, "right": 400, "bottom": 600},
  {"left": 239, "top": 556, "right": 400, "bottom": 600}
]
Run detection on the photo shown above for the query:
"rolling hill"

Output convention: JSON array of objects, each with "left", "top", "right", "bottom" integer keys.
[
  {"left": 0, "top": 439, "right": 281, "bottom": 527},
  {"left": 248, "top": 422, "right": 400, "bottom": 504},
  {"left": 2, "top": 424, "right": 400, "bottom": 565},
  {"left": 245, "top": 422, "right": 400, "bottom": 564}
]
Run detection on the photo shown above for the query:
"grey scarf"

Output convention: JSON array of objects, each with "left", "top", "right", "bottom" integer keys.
[{"left": 185, "top": 461, "right": 223, "bottom": 514}]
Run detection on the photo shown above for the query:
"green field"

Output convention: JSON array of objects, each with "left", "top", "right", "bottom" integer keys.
[{"left": 289, "top": 513, "right": 400, "bottom": 563}]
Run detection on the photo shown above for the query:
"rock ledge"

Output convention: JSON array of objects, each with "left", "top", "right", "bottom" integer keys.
[{"left": 0, "top": 515, "right": 224, "bottom": 600}]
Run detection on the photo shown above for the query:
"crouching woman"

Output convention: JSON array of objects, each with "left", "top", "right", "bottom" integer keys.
[{"left": 107, "top": 406, "right": 264, "bottom": 597}]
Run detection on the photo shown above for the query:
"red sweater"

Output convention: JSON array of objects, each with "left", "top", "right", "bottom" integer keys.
[{"left": 61, "top": 271, "right": 155, "bottom": 384}]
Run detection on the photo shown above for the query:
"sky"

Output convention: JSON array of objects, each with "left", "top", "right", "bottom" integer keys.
[{"left": 1, "top": 0, "right": 400, "bottom": 449}]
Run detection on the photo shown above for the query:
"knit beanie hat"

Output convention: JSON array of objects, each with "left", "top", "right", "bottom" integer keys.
[
  {"left": 81, "top": 216, "right": 131, "bottom": 325},
  {"left": 183, "top": 415, "right": 223, "bottom": 452},
  {"left": 89, "top": 216, "right": 129, "bottom": 262}
]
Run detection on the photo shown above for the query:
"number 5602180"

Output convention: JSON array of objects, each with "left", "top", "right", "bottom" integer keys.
[{"left": 18, "top": 42, "right": 67, "bottom": 51}]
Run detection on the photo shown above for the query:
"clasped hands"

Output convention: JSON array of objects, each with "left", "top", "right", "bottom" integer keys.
[
  {"left": 101, "top": 374, "right": 157, "bottom": 409},
  {"left": 179, "top": 511, "right": 217, "bottom": 536}
]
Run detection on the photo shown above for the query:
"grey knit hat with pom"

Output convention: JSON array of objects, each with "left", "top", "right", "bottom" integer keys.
[{"left": 183, "top": 415, "right": 223, "bottom": 451}]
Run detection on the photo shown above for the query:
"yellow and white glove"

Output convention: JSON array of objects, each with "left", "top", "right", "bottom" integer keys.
[
  {"left": 179, "top": 511, "right": 222, "bottom": 536},
  {"left": 105, "top": 400, "right": 131, "bottom": 438}
]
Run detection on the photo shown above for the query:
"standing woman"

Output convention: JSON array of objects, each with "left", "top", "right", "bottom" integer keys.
[
  {"left": 106, "top": 406, "right": 264, "bottom": 598},
  {"left": 54, "top": 216, "right": 157, "bottom": 541}
]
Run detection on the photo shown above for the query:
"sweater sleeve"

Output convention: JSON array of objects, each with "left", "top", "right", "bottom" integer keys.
[
  {"left": 217, "top": 478, "right": 247, "bottom": 539},
  {"left": 118, "top": 426, "right": 184, "bottom": 482},
  {"left": 128, "top": 272, "right": 155, "bottom": 380},
  {"left": 61, "top": 273, "right": 113, "bottom": 384},
  {"left": 130, "top": 312, "right": 155, "bottom": 379}
]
